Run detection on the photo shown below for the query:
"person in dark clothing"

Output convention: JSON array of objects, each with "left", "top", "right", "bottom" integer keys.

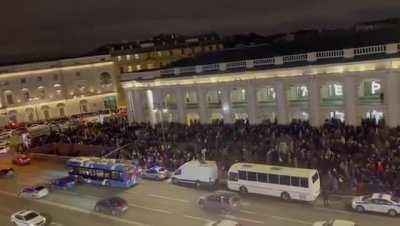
[{"left": 322, "top": 189, "right": 329, "bottom": 207}]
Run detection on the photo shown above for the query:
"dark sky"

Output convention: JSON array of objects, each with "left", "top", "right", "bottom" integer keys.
[{"left": 2, "top": 0, "right": 400, "bottom": 64}]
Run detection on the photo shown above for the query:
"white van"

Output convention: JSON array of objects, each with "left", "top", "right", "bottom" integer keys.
[{"left": 171, "top": 160, "right": 218, "bottom": 188}]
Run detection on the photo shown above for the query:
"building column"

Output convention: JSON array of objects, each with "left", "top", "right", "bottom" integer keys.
[
  {"left": 175, "top": 88, "right": 186, "bottom": 124},
  {"left": 197, "top": 87, "right": 208, "bottom": 123},
  {"left": 126, "top": 90, "right": 134, "bottom": 123},
  {"left": 221, "top": 86, "right": 233, "bottom": 124},
  {"left": 148, "top": 89, "right": 159, "bottom": 125},
  {"left": 344, "top": 76, "right": 357, "bottom": 125},
  {"left": 247, "top": 82, "right": 258, "bottom": 124},
  {"left": 386, "top": 71, "right": 400, "bottom": 127},
  {"left": 308, "top": 77, "right": 321, "bottom": 126},
  {"left": 274, "top": 80, "right": 288, "bottom": 124},
  {"left": 132, "top": 90, "right": 144, "bottom": 123}
]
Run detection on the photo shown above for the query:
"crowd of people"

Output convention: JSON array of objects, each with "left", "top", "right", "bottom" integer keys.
[{"left": 31, "top": 115, "right": 400, "bottom": 196}]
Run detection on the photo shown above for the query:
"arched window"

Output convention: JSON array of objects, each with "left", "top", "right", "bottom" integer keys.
[
  {"left": 80, "top": 100, "right": 88, "bottom": 113},
  {"left": 57, "top": 103, "right": 66, "bottom": 117},
  {"left": 4, "top": 90, "right": 14, "bottom": 105},
  {"left": 37, "top": 86, "right": 45, "bottom": 99},
  {"left": 21, "top": 88, "right": 30, "bottom": 102},
  {"left": 41, "top": 106, "right": 50, "bottom": 120},
  {"left": 25, "top": 108, "right": 34, "bottom": 122},
  {"left": 100, "top": 72, "right": 112, "bottom": 86}
]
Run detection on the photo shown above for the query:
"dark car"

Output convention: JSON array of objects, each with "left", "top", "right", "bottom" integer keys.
[
  {"left": 198, "top": 191, "right": 240, "bottom": 213},
  {"left": 94, "top": 197, "right": 128, "bottom": 216},
  {"left": 50, "top": 176, "right": 77, "bottom": 190},
  {"left": 0, "top": 168, "right": 14, "bottom": 177}
]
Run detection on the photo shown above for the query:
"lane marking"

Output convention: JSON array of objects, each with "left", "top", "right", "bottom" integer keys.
[
  {"left": 222, "top": 214, "right": 265, "bottom": 224},
  {"left": 51, "top": 222, "right": 64, "bottom": 226},
  {"left": 147, "top": 194, "right": 190, "bottom": 203},
  {"left": 314, "top": 207, "right": 349, "bottom": 214},
  {"left": 239, "top": 210, "right": 257, "bottom": 215},
  {"left": 128, "top": 203, "right": 172, "bottom": 214},
  {"left": 183, "top": 214, "right": 214, "bottom": 223},
  {"left": 0, "top": 190, "right": 151, "bottom": 226},
  {"left": 271, "top": 215, "right": 312, "bottom": 225},
  {"left": 240, "top": 202, "right": 251, "bottom": 207}
]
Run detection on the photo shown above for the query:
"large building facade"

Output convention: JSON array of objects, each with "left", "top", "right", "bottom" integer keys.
[
  {"left": 0, "top": 55, "right": 118, "bottom": 126},
  {"left": 122, "top": 43, "right": 400, "bottom": 127}
]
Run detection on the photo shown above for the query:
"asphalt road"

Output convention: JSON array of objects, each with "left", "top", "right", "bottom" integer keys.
[{"left": 0, "top": 154, "right": 399, "bottom": 226}]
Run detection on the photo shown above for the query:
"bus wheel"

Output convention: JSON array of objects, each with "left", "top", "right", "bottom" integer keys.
[
  {"left": 239, "top": 186, "right": 248, "bottom": 194},
  {"left": 281, "top": 192, "right": 291, "bottom": 201}
]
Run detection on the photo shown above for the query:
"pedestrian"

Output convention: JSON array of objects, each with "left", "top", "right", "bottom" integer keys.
[{"left": 322, "top": 189, "right": 329, "bottom": 207}]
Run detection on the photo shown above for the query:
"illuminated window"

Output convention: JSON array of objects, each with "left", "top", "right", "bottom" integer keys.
[
  {"left": 38, "top": 87, "right": 45, "bottom": 99},
  {"left": 136, "top": 65, "right": 142, "bottom": 70},
  {"left": 127, "top": 66, "right": 133, "bottom": 72},
  {"left": 157, "top": 51, "right": 162, "bottom": 57},
  {"left": 117, "top": 56, "right": 122, "bottom": 61},
  {"left": 126, "top": 55, "right": 131, "bottom": 60},
  {"left": 134, "top": 54, "right": 139, "bottom": 59},
  {"left": 147, "top": 63, "right": 154, "bottom": 69}
]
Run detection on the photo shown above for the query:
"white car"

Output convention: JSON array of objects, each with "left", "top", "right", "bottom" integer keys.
[
  {"left": 0, "top": 140, "right": 9, "bottom": 154},
  {"left": 352, "top": 193, "right": 400, "bottom": 217},
  {"left": 205, "top": 219, "right": 241, "bottom": 226},
  {"left": 313, "top": 219, "right": 357, "bottom": 226},
  {"left": 18, "top": 185, "right": 49, "bottom": 199},
  {"left": 10, "top": 210, "right": 46, "bottom": 226}
]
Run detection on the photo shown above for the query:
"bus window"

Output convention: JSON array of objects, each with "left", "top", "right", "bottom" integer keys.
[
  {"left": 269, "top": 174, "right": 279, "bottom": 184},
  {"left": 258, "top": 173, "right": 268, "bottom": 183},
  {"left": 111, "top": 171, "right": 122, "bottom": 181},
  {"left": 291, "top": 177, "right": 300, "bottom": 187},
  {"left": 238, "top": 171, "right": 247, "bottom": 180},
  {"left": 247, "top": 172, "right": 257, "bottom": 181},
  {"left": 300, "top": 178, "right": 309, "bottom": 188},
  {"left": 228, "top": 172, "right": 238, "bottom": 181},
  {"left": 312, "top": 172, "right": 319, "bottom": 183},
  {"left": 279, "top": 175, "right": 290, "bottom": 185},
  {"left": 96, "top": 169, "right": 104, "bottom": 178}
]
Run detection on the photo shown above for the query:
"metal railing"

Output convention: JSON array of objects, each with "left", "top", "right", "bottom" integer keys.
[{"left": 160, "top": 42, "right": 400, "bottom": 77}]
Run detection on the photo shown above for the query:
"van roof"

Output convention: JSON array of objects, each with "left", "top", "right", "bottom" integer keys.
[
  {"left": 184, "top": 160, "right": 217, "bottom": 167},
  {"left": 229, "top": 162, "right": 317, "bottom": 178}
]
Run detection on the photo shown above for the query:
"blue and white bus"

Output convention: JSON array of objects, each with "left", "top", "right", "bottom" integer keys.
[{"left": 66, "top": 157, "right": 141, "bottom": 188}]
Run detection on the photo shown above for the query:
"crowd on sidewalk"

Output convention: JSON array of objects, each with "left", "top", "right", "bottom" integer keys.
[{"left": 31, "top": 115, "right": 400, "bottom": 196}]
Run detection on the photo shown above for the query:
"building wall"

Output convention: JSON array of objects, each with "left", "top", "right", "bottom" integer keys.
[
  {"left": 123, "top": 57, "right": 400, "bottom": 127},
  {"left": 0, "top": 55, "right": 119, "bottom": 126}
]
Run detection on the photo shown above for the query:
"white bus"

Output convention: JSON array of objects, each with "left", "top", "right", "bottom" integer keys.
[{"left": 227, "top": 163, "right": 320, "bottom": 202}]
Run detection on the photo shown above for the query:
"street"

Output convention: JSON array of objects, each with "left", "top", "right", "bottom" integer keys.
[{"left": 0, "top": 155, "right": 399, "bottom": 226}]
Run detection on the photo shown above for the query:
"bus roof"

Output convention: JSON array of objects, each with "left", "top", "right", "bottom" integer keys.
[
  {"left": 229, "top": 162, "right": 317, "bottom": 178},
  {"left": 66, "top": 157, "right": 134, "bottom": 171}
]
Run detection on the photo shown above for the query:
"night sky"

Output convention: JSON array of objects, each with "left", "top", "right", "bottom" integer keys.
[{"left": 1, "top": 0, "right": 400, "bottom": 64}]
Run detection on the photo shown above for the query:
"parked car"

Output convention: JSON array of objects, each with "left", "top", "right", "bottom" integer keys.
[
  {"left": 205, "top": 220, "right": 241, "bottom": 226},
  {"left": 171, "top": 160, "right": 218, "bottom": 188},
  {"left": 18, "top": 185, "right": 49, "bottom": 199},
  {"left": 352, "top": 193, "right": 400, "bottom": 216},
  {"left": 198, "top": 191, "right": 240, "bottom": 213},
  {"left": 0, "top": 168, "right": 14, "bottom": 177},
  {"left": 313, "top": 219, "right": 357, "bottom": 226},
  {"left": 10, "top": 209, "right": 46, "bottom": 226},
  {"left": 94, "top": 197, "right": 128, "bottom": 216},
  {"left": 50, "top": 176, "right": 77, "bottom": 190},
  {"left": 142, "top": 166, "right": 170, "bottom": 180},
  {"left": 12, "top": 154, "right": 31, "bottom": 165}
]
